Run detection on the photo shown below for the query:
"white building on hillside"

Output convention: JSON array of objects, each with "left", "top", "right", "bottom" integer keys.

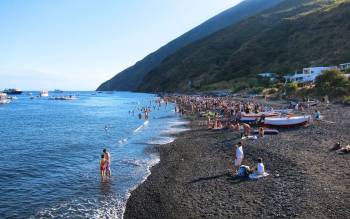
[
  {"left": 258, "top": 72, "right": 276, "bottom": 81},
  {"left": 339, "top": 63, "right": 350, "bottom": 71},
  {"left": 284, "top": 66, "right": 338, "bottom": 84}
]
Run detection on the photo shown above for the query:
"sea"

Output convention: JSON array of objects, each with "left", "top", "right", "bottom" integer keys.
[{"left": 0, "top": 91, "right": 189, "bottom": 218}]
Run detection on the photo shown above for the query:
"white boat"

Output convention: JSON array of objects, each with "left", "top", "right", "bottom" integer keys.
[
  {"left": 0, "top": 93, "right": 10, "bottom": 104},
  {"left": 262, "top": 115, "right": 311, "bottom": 128},
  {"left": 40, "top": 90, "right": 49, "bottom": 97},
  {"left": 240, "top": 112, "right": 279, "bottom": 122}
]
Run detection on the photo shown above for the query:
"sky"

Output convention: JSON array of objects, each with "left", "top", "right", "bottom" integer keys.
[{"left": 0, "top": 0, "right": 242, "bottom": 91}]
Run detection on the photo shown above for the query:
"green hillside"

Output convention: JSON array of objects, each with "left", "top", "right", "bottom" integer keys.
[
  {"left": 138, "top": 0, "right": 350, "bottom": 92},
  {"left": 96, "top": 0, "right": 285, "bottom": 91}
]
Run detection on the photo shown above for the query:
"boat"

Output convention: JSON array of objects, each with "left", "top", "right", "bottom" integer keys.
[
  {"left": 240, "top": 112, "right": 280, "bottom": 122},
  {"left": 262, "top": 115, "right": 311, "bottom": 128},
  {"left": 53, "top": 89, "right": 64, "bottom": 93},
  {"left": 0, "top": 93, "right": 11, "bottom": 104},
  {"left": 3, "top": 88, "right": 22, "bottom": 95},
  {"left": 40, "top": 90, "right": 49, "bottom": 97}
]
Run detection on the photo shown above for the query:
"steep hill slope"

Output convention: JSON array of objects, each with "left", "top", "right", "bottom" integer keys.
[
  {"left": 97, "top": 0, "right": 285, "bottom": 91},
  {"left": 138, "top": 0, "right": 350, "bottom": 92}
]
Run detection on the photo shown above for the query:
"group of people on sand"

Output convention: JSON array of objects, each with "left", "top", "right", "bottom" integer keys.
[
  {"left": 100, "top": 149, "right": 111, "bottom": 179},
  {"left": 230, "top": 141, "right": 268, "bottom": 179}
]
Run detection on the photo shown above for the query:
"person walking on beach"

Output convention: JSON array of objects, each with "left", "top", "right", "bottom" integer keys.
[{"left": 103, "top": 149, "right": 111, "bottom": 177}]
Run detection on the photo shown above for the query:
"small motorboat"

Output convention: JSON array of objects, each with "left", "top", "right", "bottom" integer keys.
[
  {"left": 262, "top": 115, "right": 311, "bottom": 128},
  {"left": 0, "top": 93, "right": 11, "bottom": 104},
  {"left": 40, "top": 90, "right": 49, "bottom": 97}
]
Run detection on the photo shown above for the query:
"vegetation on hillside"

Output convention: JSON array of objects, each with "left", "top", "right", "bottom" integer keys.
[
  {"left": 138, "top": 0, "right": 350, "bottom": 93},
  {"left": 97, "top": 0, "right": 284, "bottom": 91}
]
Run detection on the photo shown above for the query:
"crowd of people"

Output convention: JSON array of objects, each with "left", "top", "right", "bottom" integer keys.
[{"left": 163, "top": 94, "right": 324, "bottom": 179}]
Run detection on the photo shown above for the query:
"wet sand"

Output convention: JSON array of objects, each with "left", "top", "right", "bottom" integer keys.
[{"left": 124, "top": 102, "right": 350, "bottom": 218}]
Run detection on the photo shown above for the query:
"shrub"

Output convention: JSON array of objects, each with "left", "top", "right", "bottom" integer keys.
[
  {"left": 314, "top": 69, "right": 350, "bottom": 97},
  {"left": 343, "top": 96, "right": 350, "bottom": 105},
  {"left": 285, "top": 82, "right": 298, "bottom": 95}
]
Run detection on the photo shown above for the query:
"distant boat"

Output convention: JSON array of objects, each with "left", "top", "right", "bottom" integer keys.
[
  {"left": 40, "top": 90, "right": 49, "bottom": 97},
  {"left": 3, "top": 88, "right": 22, "bottom": 95},
  {"left": 53, "top": 89, "right": 64, "bottom": 93},
  {"left": 0, "top": 93, "right": 11, "bottom": 104}
]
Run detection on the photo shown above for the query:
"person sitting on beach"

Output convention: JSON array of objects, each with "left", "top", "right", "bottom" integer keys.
[
  {"left": 249, "top": 158, "right": 269, "bottom": 180},
  {"left": 256, "top": 158, "right": 265, "bottom": 175},
  {"left": 242, "top": 123, "right": 251, "bottom": 137},
  {"left": 100, "top": 154, "right": 107, "bottom": 179},
  {"left": 314, "top": 110, "right": 321, "bottom": 120},
  {"left": 230, "top": 122, "right": 240, "bottom": 131},
  {"left": 236, "top": 165, "right": 252, "bottom": 177},
  {"left": 103, "top": 149, "right": 111, "bottom": 177}
]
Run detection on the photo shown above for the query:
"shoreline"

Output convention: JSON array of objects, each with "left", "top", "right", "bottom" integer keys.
[{"left": 124, "top": 99, "right": 350, "bottom": 218}]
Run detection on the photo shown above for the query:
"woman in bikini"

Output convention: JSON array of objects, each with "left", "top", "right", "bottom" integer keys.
[{"left": 100, "top": 154, "right": 108, "bottom": 179}]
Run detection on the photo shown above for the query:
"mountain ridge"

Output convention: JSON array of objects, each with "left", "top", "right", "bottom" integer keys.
[
  {"left": 97, "top": 0, "right": 285, "bottom": 91},
  {"left": 137, "top": 0, "right": 350, "bottom": 92}
]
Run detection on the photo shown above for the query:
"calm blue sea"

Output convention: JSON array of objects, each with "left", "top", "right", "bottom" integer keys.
[{"left": 0, "top": 92, "right": 188, "bottom": 218}]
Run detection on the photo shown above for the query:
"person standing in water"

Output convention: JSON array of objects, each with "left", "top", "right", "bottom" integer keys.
[
  {"left": 100, "top": 154, "right": 107, "bottom": 179},
  {"left": 103, "top": 149, "right": 111, "bottom": 177}
]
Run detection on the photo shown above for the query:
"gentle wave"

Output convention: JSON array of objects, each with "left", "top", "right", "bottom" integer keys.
[{"left": 133, "top": 120, "right": 149, "bottom": 133}]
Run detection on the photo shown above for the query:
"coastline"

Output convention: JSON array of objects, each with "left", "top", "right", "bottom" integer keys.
[{"left": 124, "top": 101, "right": 350, "bottom": 218}]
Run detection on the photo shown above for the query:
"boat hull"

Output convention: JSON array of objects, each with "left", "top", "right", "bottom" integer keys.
[{"left": 262, "top": 116, "right": 310, "bottom": 128}]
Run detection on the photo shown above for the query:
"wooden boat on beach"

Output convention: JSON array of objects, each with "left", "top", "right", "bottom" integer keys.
[{"left": 262, "top": 115, "right": 311, "bottom": 128}]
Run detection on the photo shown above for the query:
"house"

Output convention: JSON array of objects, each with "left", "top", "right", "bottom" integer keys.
[
  {"left": 339, "top": 63, "right": 350, "bottom": 71},
  {"left": 284, "top": 66, "right": 338, "bottom": 84},
  {"left": 258, "top": 72, "right": 276, "bottom": 81}
]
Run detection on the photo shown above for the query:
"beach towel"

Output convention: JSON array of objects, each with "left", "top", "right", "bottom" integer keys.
[
  {"left": 249, "top": 172, "right": 269, "bottom": 180},
  {"left": 241, "top": 135, "right": 258, "bottom": 140}
]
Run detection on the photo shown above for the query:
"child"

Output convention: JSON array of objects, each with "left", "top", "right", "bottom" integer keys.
[
  {"left": 249, "top": 158, "right": 269, "bottom": 180},
  {"left": 256, "top": 158, "right": 265, "bottom": 175}
]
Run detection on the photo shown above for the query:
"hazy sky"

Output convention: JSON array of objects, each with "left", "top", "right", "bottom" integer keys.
[{"left": 0, "top": 0, "right": 242, "bottom": 90}]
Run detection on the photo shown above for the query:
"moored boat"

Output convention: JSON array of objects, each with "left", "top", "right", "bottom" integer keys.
[
  {"left": 0, "top": 93, "right": 11, "bottom": 104},
  {"left": 40, "top": 90, "right": 49, "bottom": 97},
  {"left": 262, "top": 115, "right": 311, "bottom": 128},
  {"left": 3, "top": 88, "right": 22, "bottom": 95}
]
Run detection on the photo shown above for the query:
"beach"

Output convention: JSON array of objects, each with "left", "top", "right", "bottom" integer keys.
[{"left": 124, "top": 101, "right": 350, "bottom": 218}]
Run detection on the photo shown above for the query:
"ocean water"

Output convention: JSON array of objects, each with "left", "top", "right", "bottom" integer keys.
[{"left": 0, "top": 92, "right": 185, "bottom": 218}]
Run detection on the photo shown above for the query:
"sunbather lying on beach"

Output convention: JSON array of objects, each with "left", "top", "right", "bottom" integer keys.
[{"left": 236, "top": 165, "right": 253, "bottom": 177}]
